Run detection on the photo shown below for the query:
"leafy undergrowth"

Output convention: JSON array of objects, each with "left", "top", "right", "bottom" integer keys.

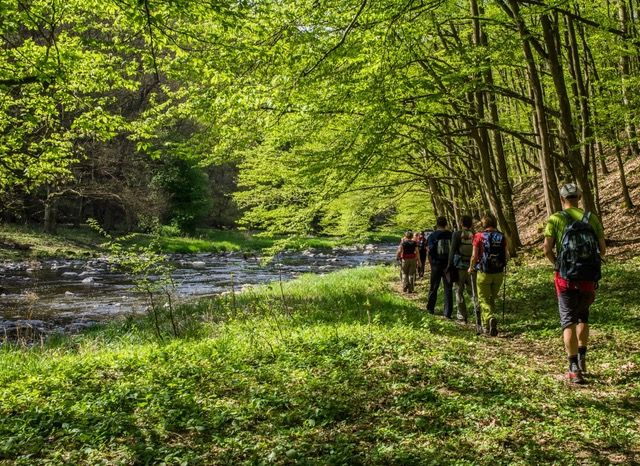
[{"left": 1, "top": 261, "right": 639, "bottom": 465}]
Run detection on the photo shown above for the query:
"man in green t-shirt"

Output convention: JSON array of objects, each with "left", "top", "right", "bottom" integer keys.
[{"left": 543, "top": 183, "right": 606, "bottom": 384}]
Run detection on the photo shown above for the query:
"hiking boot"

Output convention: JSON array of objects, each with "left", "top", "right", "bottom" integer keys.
[
  {"left": 487, "top": 317, "right": 498, "bottom": 336},
  {"left": 578, "top": 357, "right": 587, "bottom": 374},
  {"left": 565, "top": 369, "right": 586, "bottom": 385}
]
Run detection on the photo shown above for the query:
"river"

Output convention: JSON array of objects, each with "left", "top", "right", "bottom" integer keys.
[{"left": 0, "top": 244, "right": 397, "bottom": 338}]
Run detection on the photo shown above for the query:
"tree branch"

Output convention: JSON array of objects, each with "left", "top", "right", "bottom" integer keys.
[{"left": 302, "top": 0, "right": 369, "bottom": 77}]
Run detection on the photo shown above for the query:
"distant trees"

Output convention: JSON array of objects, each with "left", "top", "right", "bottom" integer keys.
[{"left": 0, "top": 0, "right": 242, "bottom": 233}]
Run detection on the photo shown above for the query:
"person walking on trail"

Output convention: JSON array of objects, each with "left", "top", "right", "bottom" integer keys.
[
  {"left": 397, "top": 230, "right": 420, "bottom": 293},
  {"left": 543, "top": 183, "right": 606, "bottom": 385},
  {"left": 426, "top": 217, "right": 453, "bottom": 318},
  {"left": 449, "top": 215, "right": 479, "bottom": 327},
  {"left": 468, "top": 213, "right": 508, "bottom": 336},
  {"left": 417, "top": 231, "right": 428, "bottom": 279}
]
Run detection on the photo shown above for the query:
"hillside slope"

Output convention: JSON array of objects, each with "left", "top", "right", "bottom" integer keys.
[{"left": 513, "top": 156, "right": 640, "bottom": 258}]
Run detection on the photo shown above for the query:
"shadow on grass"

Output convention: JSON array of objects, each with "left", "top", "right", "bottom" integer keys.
[{"left": 3, "top": 264, "right": 639, "bottom": 465}]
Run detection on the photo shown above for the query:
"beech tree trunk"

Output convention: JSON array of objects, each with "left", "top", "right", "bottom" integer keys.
[
  {"left": 615, "top": 144, "right": 635, "bottom": 209},
  {"left": 540, "top": 13, "right": 596, "bottom": 213},
  {"left": 618, "top": 0, "right": 640, "bottom": 156},
  {"left": 504, "top": 0, "right": 561, "bottom": 215}
]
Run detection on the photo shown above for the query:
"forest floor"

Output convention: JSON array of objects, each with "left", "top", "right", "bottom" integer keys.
[
  {"left": 513, "top": 155, "right": 640, "bottom": 259},
  {"left": 1, "top": 262, "right": 639, "bottom": 465}
]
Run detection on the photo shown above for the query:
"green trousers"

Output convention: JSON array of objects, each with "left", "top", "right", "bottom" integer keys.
[{"left": 476, "top": 271, "right": 504, "bottom": 328}]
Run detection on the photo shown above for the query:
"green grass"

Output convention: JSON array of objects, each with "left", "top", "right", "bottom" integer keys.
[
  {"left": 0, "top": 224, "right": 102, "bottom": 260},
  {"left": 132, "top": 229, "right": 342, "bottom": 254},
  {"left": 133, "top": 229, "right": 401, "bottom": 254},
  {"left": 1, "top": 260, "right": 638, "bottom": 465},
  {"left": 0, "top": 224, "right": 399, "bottom": 259}
]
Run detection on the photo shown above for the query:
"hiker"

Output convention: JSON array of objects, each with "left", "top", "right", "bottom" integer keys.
[
  {"left": 448, "top": 215, "right": 479, "bottom": 327},
  {"left": 543, "top": 183, "right": 606, "bottom": 384},
  {"left": 467, "top": 213, "right": 508, "bottom": 336},
  {"left": 426, "top": 217, "right": 453, "bottom": 318},
  {"left": 397, "top": 230, "right": 420, "bottom": 293},
  {"left": 417, "top": 231, "right": 428, "bottom": 278}
]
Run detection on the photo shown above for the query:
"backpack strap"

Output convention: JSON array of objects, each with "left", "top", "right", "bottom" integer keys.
[
  {"left": 485, "top": 230, "right": 495, "bottom": 244},
  {"left": 582, "top": 211, "right": 591, "bottom": 224},
  {"left": 560, "top": 210, "right": 574, "bottom": 224}
]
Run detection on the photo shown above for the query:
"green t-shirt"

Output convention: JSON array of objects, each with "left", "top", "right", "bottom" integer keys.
[{"left": 544, "top": 207, "right": 605, "bottom": 254}]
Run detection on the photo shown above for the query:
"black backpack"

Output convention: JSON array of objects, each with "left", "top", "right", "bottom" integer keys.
[
  {"left": 557, "top": 211, "right": 601, "bottom": 282},
  {"left": 401, "top": 239, "right": 417, "bottom": 258},
  {"left": 478, "top": 231, "right": 506, "bottom": 274},
  {"left": 435, "top": 236, "right": 451, "bottom": 264}
]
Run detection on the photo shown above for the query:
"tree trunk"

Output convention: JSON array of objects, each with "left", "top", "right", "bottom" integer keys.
[
  {"left": 540, "top": 13, "right": 596, "bottom": 213},
  {"left": 615, "top": 144, "right": 635, "bottom": 209},
  {"left": 505, "top": 0, "right": 561, "bottom": 216},
  {"left": 618, "top": 0, "right": 640, "bottom": 156},
  {"left": 597, "top": 140, "right": 609, "bottom": 175},
  {"left": 44, "top": 187, "right": 57, "bottom": 234},
  {"left": 470, "top": 0, "right": 517, "bottom": 255},
  {"left": 428, "top": 178, "right": 447, "bottom": 217}
]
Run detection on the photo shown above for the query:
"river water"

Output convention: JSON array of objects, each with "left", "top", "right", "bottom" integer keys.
[{"left": 0, "top": 244, "right": 397, "bottom": 338}]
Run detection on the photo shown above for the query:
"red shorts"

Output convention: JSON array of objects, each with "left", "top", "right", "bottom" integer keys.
[{"left": 554, "top": 272, "right": 597, "bottom": 296}]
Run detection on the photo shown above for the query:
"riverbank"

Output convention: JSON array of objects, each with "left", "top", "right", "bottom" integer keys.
[
  {"left": 1, "top": 261, "right": 639, "bottom": 465},
  {"left": 0, "top": 244, "right": 397, "bottom": 335},
  {"left": 0, "top": 224, "right": 399, "bottom": 260}
]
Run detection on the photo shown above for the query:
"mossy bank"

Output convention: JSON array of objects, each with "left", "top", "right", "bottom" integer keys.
[{"left": 0, "top": 224, "right": 399, "bottom": 260}]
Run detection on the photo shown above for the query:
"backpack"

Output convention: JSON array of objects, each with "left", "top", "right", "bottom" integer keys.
[
  {"left": 478, "top": 231, "right": 506, "bottom": 274},
  {"left": 453, "top": 229, "right": 474, "bottom": 269},
  {"left": 557, "top": 211, "right": 601, "bottom": 282},
  {"left": 435, "top": 236, "right": 451, "bottom": 264},
  {"left": 401, "top": 239, "right": 417, "bottom": 259}
]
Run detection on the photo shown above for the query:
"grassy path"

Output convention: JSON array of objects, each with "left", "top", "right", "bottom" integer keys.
[{"left": 1, "top": 261, "right": 639, "bottom": 465}]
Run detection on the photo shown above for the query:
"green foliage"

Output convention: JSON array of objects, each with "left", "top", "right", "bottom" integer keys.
[
  {"left": 152, "top": 156, "right": 213, "bottom": 235},
  {"left": 0, "top": 0, "right": 141, "bottom": 190},
  {"left": 3, "top": 0, "right": 638, "bottom": 236},
  {"left": 1, "top": 261, "right": 639, "bottom": 464},
  {"left": 88, "top": 218, "right": 179, "bottom": 339}
]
